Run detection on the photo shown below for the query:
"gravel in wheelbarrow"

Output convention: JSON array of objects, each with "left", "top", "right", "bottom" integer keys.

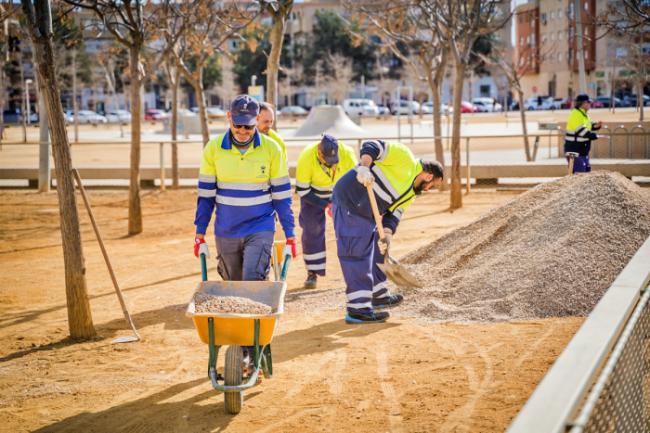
[{"left": 193, "top": 292, "right": 273, "bottom": 315}]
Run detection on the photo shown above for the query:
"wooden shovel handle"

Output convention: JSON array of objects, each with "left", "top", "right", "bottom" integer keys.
[{"left": 366, "top": 183, "right": 385, "bottom": 241}]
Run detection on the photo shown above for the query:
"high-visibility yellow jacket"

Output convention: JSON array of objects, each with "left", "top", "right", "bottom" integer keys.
[
  {"left": 264, "top": 129, "right": 287, "bottom": 162},
  {"left": 564, "top": 108, "right": 599, "bottom": 156},
  {"left": 295, "top": 141, "right": 357, "bottom": 207},
  {"left": 194, "top": 130, "right": 294, "bottom": 238},
  {"left": 332, "top": 140, "right": 422, "bottom": 233}
]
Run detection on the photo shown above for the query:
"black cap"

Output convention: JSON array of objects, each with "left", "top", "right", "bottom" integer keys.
[
  {"left": 575, "top": 94, "right": 592, "bottom": 105},
  {"left": 319, "top": 134, "right": 339, "bottom": 165}
]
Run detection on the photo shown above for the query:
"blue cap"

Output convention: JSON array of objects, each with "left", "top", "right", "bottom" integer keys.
[
  {"left": 319, "top": 134, "right": 339, "bottom": 165},
  {"left": 575, "top": 94, "right": 592, "bottom": 104},
  {"left": 230, "top": 95, "right": 260, "bottom": 125}
]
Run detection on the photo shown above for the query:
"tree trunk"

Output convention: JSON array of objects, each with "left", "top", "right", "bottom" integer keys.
[
  {"left": 171, "top": 66, "right": 180, "bottom": 189},
  {"left": 194, "top": 68, "right": 209, "bottom": 145},
  {"left": 517, "top": 88, "right": 532, "bottom": 161},
  {"left": 638, "top": 78, "right": 644, "bottom": 122},
  {"left": 22, "top": 0, "right": 95, "bottom": 339},
  {"left": 450, "top": 61, "right": 465, "bottom": 210},
  {"left": 128, "top": 45, "right": 143, "bottom": 235},
  {"left": 267, "top": 11, "right": 286, "bottom": 117}
]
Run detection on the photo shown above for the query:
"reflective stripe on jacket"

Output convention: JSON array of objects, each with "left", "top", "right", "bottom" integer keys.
[
  {"left": 564, "top": 108, "right": 598, "bottom": 156},
  {"left": 194, "top": 130, "right": 295, "bottom": 238}
]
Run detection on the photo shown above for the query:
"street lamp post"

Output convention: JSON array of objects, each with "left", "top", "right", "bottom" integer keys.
[{"left": 25, "top": 78, "right": 33, "bottom": 125}]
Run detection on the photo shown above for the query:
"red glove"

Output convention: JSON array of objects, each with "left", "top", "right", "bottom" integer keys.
[
  {"left": 325, "top": 203, "right": 333, "bottom": 218},
  {"left": 194, "top": 236, "right": 209, "bottom": 258},
  {"left": 283, "top": 238, "right": 297, "bottom": 258}
]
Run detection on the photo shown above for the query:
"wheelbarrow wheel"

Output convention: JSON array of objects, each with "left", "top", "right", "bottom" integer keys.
[{"left": 224, "top": 345, "right": 244, "bottom": 414}]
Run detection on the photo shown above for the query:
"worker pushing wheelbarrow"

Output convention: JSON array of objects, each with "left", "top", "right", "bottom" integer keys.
[
  {"left": 189, "top": 94, "right": 297, "bottom": 413},
  {"left": 187, "top": 243, "right": 291, "bottom": 414}
]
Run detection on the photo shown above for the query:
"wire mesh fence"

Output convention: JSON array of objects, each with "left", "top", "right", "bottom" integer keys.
[{"left": 569, "top": 288, "right": 650, "bottom": 433}]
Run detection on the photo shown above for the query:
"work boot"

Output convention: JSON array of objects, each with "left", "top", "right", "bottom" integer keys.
[
  {"left": 372, "top": 294, "right": 404, "bottom": 309},
  {"left": 345, "top": 310, "right": 390, "bottom": 324},
  {"left": 304, "top": 271, "right": 318, "bottom": 289}
]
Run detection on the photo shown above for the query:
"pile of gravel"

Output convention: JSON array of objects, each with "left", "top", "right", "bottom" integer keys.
[
  {"left": 193, "top": 293, "right": 273, "bottom": 315},
  {"left": 401, "top": 172, "right": 650, "bottom": 322}
]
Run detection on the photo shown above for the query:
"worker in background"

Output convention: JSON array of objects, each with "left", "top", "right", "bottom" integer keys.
[
  {"left": 332, "top": 140, "right": 444, "bottom": 324},
  {"left": 295, "top": 134, "right": 357, "bottom": 289},
  {"left": 564, "top": 94, "right": 603, "bottom": 173},
  {"left": 258, "top": 102, "right": 287, "bottom": 162},
  {"left": 193, "top": 94, "right": 296, "bottom": 281}
]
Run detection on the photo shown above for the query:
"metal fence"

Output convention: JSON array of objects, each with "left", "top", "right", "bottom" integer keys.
[{"left": 569, "top": 287, "right": 650, "bottom": 433}]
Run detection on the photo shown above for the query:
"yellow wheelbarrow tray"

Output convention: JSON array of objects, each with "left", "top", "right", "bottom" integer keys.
[{"left": 186, "top": 253, "right": 291, "bottom": 413}]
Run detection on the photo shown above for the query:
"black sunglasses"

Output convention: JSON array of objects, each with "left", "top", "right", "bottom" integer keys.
[{"left": 233, "top": 124, "right": 255, "bottom": 131}]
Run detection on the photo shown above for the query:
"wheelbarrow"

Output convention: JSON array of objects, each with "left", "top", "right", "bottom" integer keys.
[{"left": 186, "top": 245, "right": 290, "bottom": 414}]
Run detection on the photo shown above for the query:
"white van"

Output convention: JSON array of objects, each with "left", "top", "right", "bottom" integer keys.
[{"left": 343, "top": 99, "right": 380, "bottom": 116}]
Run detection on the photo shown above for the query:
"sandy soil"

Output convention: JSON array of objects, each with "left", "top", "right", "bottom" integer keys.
[{"left": 0, "top": 188, "right": 583, "bottom": 433}]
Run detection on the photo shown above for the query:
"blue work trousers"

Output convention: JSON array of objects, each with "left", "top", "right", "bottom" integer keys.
[
  {"left": 332, "top": 204, "right": 390, "bottom": 314},
  {"left": 215, "top": 231, "right": 274, "bottom": 281},
  {"left": 299, "top": 200, "right": 327, "bottom": 276},
  {"left": 568, "top": 155, "right": 591, "bottom": 173}
]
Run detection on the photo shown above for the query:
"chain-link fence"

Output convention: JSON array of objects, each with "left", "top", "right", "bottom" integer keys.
[{"left": 569, "top": 288, "right": 650, "bottom": 433}]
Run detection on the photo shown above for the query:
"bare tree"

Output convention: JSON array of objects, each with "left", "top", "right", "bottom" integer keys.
[
  {"left": 165, "top": 0, "right": 258, "bottom": 145},
  {"left": 21, "top": 0, "right": 95, "bottom": 339},
  {"left": 264, "top": 0, "right": 293, "bottom": 115},
  {"left": 353, "top": 0, "right": 450, "bottom": 187},
  {"left": 480, "top": 38, "right": 550, "bottom": 162},
  {"left": 419, "top": 0, "right": 509, "bottom": 209},
  {"left": 65, "top": 0, "right": 150, "bottom": 235},
  {"left": 598, "top": 1, "right": 650, "bottom": 121},
  {"left": 326, "top": 52, "right": 353, "bottom": 104}
]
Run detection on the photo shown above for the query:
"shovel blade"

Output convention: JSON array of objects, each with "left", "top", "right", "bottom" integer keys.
[
  {"left": 112, "top": 335, "right": 139, "bottom": 344},
  {"left": 378, "top": 260, "right": 422, "bottom": 288}
]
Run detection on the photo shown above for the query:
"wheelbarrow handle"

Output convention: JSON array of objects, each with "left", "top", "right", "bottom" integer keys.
[
  {"left": 200, "top": 253, "right": 208, "bottom": 282},
  {"left": 280, "top": 254, "right": 291, "bottom": 282}
]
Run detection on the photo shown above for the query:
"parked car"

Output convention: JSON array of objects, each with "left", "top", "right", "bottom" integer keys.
[
  {"left": 279, "top": 105, "right": 308, "bottom": 116},
  {"left": 623, "top": 94, "right": 650, "bottom": 107},
  {"left": 390, "top": 100, "right": 421, "bottom": 115},
  {"left": 471, "top": 97, "right": 502, "bottom": 112},
  {"left": 377, "top": 105, "right": 390, "bottom": 116},
  {"left": 144, "top": 108, "right": 169, "bottom": 121},
  {"left": 343, "top": 98, "right": 380, "bottom": 116},
  {"left": 70, "top": 110, "right": 107, "bottom": 124},
  {"left": 460, "top": 101, "right": 476, "bottom": 113},
  {"left": 420, "top": 101, "right": 453, "bottom": 115},
  {"left": 105, "top": 110, "right": 132, "bottom": 124},
  {"left": 594, "top": 96, "right": 628, "bottom": 108},
  {"left": 2, "top": 108, "right": 38, "bottom": 123}
]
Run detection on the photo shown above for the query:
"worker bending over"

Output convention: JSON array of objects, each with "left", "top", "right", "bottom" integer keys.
[{"left": 332, "top": 140, "right": 444, "bottom": 324}]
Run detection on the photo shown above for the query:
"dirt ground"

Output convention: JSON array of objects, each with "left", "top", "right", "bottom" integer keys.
[{"left": 0, "top": 188, "right": 583, "bottom": 433}]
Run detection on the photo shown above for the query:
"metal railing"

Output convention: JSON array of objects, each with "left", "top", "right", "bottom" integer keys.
[{"left": 2, "top": 131, "right": 649, "bottom": 190}]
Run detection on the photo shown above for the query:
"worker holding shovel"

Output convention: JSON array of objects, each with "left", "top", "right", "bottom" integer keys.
[
  {"left": 332, "top": 140, "right": 444, "bottom": 324},
  {"left": 564, "top": 94, "right": 604, "bottom": 174},
  {"left": 295, "top": 134, "right": 357, "bottom": 289}
]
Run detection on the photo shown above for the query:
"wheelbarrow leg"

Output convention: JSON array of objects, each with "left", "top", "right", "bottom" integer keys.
[
  {"left": 261, "top": 345, "right": 273, "bottom": 378},
  {"left": 207, "top": 318, "right": 221, "bottom": 379}
]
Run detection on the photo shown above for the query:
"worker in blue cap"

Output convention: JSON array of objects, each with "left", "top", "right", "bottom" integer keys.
[
  {"left": 295, "top": 134, "right": 357, "bottom": 288},
  {"left": 564, "top": 94, "right": 604, "bottom": 173}
]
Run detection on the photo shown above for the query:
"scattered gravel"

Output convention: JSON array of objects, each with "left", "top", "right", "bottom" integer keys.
[
  {"left": 193, "top": 293, "right": 273, "bottom": 315},
  {"left": 400, "top": 172, "right": 650, "bottom": 322}
]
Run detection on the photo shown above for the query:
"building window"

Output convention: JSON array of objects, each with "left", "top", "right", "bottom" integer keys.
[
  {"left": 550, "top": 11, "right": 555, "bottom": 19},
  {"left": 558, "top": 52, "right": 562, "bottom": 61}
]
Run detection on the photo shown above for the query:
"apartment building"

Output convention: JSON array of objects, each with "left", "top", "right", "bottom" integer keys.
[{"left": 514, "top": 0, "right": 642, "bottom": 101}]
